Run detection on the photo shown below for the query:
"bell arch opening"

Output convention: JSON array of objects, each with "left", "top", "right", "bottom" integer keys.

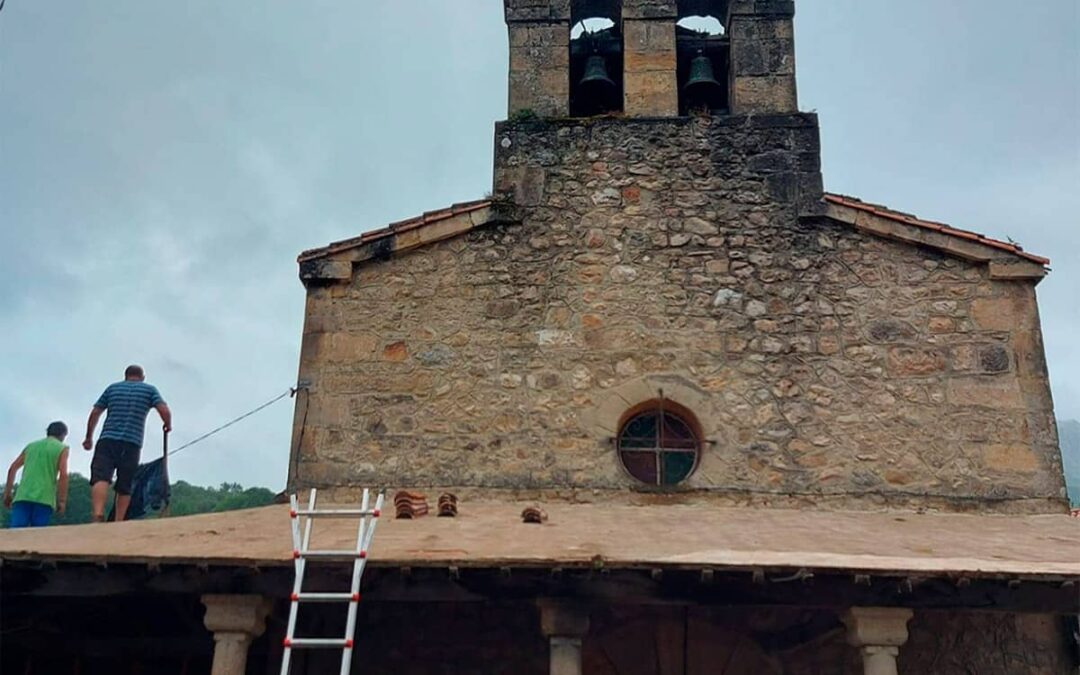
[
  {"left": 570, "top": 0, "right": 624, "bottom": 117},
  {"left": 676, "top": 1, "right": 730, "bottom": 115}
]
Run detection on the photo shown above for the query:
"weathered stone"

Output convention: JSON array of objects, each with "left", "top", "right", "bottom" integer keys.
[
  {"left": 979, "top": 344, "right": 1011, "bottom": 373},
  {"left": 948, "top": 377, "right": 1024, "bottom": 409},
  {"left": 382, "top": 341, "right": 408, "bottom": 362},
  {"left": 609, "top": 265, "right": 639, "bottom": 283},
  {"left": 417, "top": 344, "right": 456, "bottom": 366},
  {"left": 984, "top": 444, "right": 1040, "bottom": 473},
  {"left": 485, "top": 300, "right": 520, "bottom": 318},
  {"left": 867, "top": 319, "right": 917, "bottom": 343},
  {"left": 887, "top": 347, "right": 947, "bottom": 376},
  {"left": 684, "top": 217, "right": 719, "bottom": 236}
]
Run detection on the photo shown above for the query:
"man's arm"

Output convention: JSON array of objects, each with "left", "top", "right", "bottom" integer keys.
[
  {"left": 3, "top": 451, "right": 25, "bottom": 508},
  {"left": 56, "top": 447, "right": 69, "bottom": 515},
  {"left": 83, "top": 406, "right": 104, "bottom": 450},
  {"left": 155, "top": 402, "right": 172, "bottom": 433}
]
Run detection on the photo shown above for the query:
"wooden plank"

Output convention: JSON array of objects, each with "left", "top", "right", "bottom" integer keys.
[{"left": 1, "top": 501, "right": 1078, "bottom": 579}]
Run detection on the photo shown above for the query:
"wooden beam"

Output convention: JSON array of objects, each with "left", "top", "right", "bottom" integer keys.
[{"left": 4, "top": 561, "right": 1078, "bottom": 614}]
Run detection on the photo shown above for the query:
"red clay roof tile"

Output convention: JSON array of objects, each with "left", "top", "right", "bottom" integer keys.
[
  {"left": 824, "top": 193, "right": 1050, "bottom": 266},
  {"left": 298, "top": 199, "right": 492, "bottom": 263}
]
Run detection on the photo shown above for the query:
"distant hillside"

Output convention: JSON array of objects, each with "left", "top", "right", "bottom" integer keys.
[
  {"left": 1, "top": 473, "right": 275, "bottom": 527},
  {"left": 1060, "top": 419, "right": 1080, "bottom": 506}
]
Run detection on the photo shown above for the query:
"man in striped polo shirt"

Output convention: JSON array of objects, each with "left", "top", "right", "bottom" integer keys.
[{"left": 83, "top": 365, "right": 172, "bottom": 522}]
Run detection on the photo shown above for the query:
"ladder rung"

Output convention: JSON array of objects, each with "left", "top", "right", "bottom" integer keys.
[
  {"left": 292, "top": 508, "right": 381, "bottom": 518},
  {"left": 285, "top": 638, "right": 354, "bottom": 649},
  {"left": 291, "top": 592, "right": 359, "bottom": 603},
  {"left": 298, "top": 549, "right": 367, "bottom": 560}
]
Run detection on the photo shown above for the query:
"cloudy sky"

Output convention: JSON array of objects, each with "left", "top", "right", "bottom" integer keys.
[{"left": 1, "top": 1, "right": 1077, "bottom": 491}]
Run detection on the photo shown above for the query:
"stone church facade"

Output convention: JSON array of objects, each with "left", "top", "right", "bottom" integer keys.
[
  {"left": 2, "top": 2, "right": 1076, "bottom": 674},
  {"left": 292, "top": 0, "right": 1063, "bottom": 516},
  {"left": 279, "top": 1, "right": 1075, "bottom": 673}
]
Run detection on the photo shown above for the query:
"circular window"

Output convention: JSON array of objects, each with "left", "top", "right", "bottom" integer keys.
[{"left": 617, "top": 407, "right": 700, "bottom": 486}]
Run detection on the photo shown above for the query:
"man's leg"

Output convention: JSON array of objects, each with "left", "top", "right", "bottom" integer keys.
[
  {"left": 113, "top": 441, "right": 140, "bottom": 522},
  {"left": 90, "top": 481, "right": 110, "bottom": 522},
  {"left": 115, "top": 494, "right": 132, "bottom": 522},
  {"left": 89, "top": 440, "right": 118, "bottom": 522},
  {"left": 8, "top": 501, "right": 31, "bottom": 528}
]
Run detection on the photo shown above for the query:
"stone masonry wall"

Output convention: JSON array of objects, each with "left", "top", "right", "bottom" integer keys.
[{"left": 291, "top": 115, "right": 1065, "bottom": 513}]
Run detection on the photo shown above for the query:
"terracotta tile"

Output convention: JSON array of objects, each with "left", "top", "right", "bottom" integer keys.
[
  {"left": 298, "top": 200, "right": 492, "bottom": 263},
  {"left": 437, "top": 493, "right": 459, "bottom": 518},
  {"left": 824, "top": 193, "right": 1049, "bottom": 266},
  {"left": 521, "top": 506, "right": 548, "bottom": 524}
]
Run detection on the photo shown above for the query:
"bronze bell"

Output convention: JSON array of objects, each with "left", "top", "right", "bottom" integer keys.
[
  {"left": 579, "top": 53, "right": 616, "bottom": 92},
  {"left": 683, "top": 51, "right": 724, "bottom": 109}
]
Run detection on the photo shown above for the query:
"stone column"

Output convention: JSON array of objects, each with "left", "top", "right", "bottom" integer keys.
[
  {"left": 505, "top": 0, "right": 571, "bottom": 117},
  {"left": 842, "top": 607, "right": 914, "bottom": 675},
  {"left": 622, "top": 0, "right": 678, "bottom": 116},
  {"left": 201, "top": 594, "right": 273, "bottom": 675},
  {"left": 727, "top": 0, "right": 798, "bottom": 113},
  {"left": 538, "top": 600, "right": 590, "bottom": 675}
]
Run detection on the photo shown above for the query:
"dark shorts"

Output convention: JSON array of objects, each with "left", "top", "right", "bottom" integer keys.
[{"left": 91, "top": 438, "right": 141, "bottom": 495}]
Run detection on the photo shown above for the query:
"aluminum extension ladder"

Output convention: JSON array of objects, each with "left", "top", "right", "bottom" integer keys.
[{"left": 281, "top": 488, "right": 385, "bottom": 675}]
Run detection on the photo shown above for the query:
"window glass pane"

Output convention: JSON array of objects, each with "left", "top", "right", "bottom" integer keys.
[
  {"left": 623, "top": 413, "right": 657, "bottom": 441},
  {"left": 620, "top": 451, "right": 658, "bottom": 484},
  {"left": 661, "top": 451, "right": 696, "bottom": 484},
  {"left": 660, "top": 413, "right": 697, "bottom": 449}
]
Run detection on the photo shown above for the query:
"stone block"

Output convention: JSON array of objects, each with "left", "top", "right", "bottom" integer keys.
[
  {"left": 496, "top": 166, "right": 547, "bottom": 205},
  {"left": 624, "top": 71, "right": 678, "bottom": 116},
  {"left": 299, "top": 259, "right": 351, "bottom": 284},
  {"left": 887, "top": 347, "right": 947, "bottom": 377},
  {"left": 732, "top": 74, "right": 797, "bottom": 113},
  {"left": 983, "top": 444, "right": 1040, "bottom": 474},
  {"left": 621, "top": 0, "right": 678, "bottom": 19},
  {"left": 623, "top": 19, "right": 676, "bottom": 51},
  {"left": 727, "top": 16, "right": 793, "bottom": 40},
  {"left": 625, "top": 50, "right": 677, "bottom": 73},
  {"left": 729, "top": 0, "right": 795, "bottom": 18},
  {"left": 324, "top": 332, "right": 379, "bottom": 363},
  {"left": 505, "top": 0, "right": 571, "bottom": 22},
  {"left": 731, "top": 37, "right": 795, "bottom": 76},
  {"left": 979, "top": 344, "right": 1011, "bottom": 373},
  {"left": 971, "top": 295, "right": 1035, "bottom": 332},
  {"left": 947, "top": 377, "right": 1024, "bottom": 409}
]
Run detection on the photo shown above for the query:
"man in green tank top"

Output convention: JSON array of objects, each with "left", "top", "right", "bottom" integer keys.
[{"left": 4, "top": 421, "right": 70, "bottom": 528}]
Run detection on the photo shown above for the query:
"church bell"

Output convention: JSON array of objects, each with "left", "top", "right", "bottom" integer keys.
[
  {"left": 683, "top": 51, "right": 725, "bottom": 110},
  {"left": 579, "top": 53, "right": 617, "bottom": 93}
]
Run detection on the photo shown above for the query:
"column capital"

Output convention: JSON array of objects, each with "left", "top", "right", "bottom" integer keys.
[
  {"left": 842, "top": 607, "right": 914, "bottom": 648},
  {"left": 201, "top": 594, "right": 273, "bottom": 638},
  {"left": 538, "top": 600, "right": 590, "bottom": 638}
]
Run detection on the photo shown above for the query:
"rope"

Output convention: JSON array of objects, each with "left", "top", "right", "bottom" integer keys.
[{"left": 168, "top": 388, "right": 296, "bottom": 457}]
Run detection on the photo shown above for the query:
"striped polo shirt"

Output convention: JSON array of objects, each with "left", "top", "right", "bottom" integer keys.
[{"left": 95, "top": 381, "right": 165, "bottom": 447}]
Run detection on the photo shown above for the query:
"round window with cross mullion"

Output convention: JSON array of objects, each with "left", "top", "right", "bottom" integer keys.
[{"left": 617, "top": 409, "right": 700, "bottom": 485}]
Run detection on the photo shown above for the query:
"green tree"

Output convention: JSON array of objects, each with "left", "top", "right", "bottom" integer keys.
[{"left": 1, "top": 473, "right": 276, "bottom": 527}]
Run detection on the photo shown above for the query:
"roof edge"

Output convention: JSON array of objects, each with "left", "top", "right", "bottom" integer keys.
[
  {"left": 823, "top": 193, "right": 1050, "bottom": 270},
  {"left": 298, "top": 199, "right": 494, "bottom": 264}
]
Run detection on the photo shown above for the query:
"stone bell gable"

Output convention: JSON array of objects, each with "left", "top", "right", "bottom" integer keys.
[{"left": 289, "top": 0, "right": 1064, "bottom": 515}]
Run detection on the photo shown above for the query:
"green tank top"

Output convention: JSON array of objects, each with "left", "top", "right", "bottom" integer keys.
[{"left": 14, "top": 437, "right": 66, "bottom": 508}]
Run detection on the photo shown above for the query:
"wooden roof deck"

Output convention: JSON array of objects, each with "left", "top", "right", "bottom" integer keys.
[{"left": 1, "top": 501, "right": 1078, "bottom": 579}]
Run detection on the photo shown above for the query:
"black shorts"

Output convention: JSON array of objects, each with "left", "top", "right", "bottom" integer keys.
[{"left": 90, "top": 439, "right": 141, "bottom": 495}]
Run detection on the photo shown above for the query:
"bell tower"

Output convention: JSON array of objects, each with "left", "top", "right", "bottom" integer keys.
[
  {"left": 496, "top": 0, "right": 823, "bottom": 219},
  {"left": 504, "top": 0, "right": 799, "bottom": 119}
]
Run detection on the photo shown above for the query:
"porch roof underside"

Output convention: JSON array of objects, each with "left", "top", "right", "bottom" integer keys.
[{"left": 1, "top": 502, "right": 1077, "bottom": 580}]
